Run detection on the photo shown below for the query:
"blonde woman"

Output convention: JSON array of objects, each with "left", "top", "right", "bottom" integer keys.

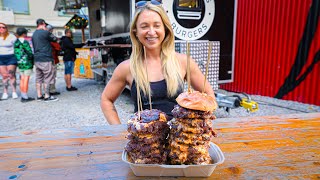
[
  {"left": 100, "top": 1, "right": 216, "bottom": 124},
  {"left": 0, "top": 22, "right": 18, "bottom": 100}
]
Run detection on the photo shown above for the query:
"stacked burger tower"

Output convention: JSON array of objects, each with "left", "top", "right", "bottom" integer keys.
[
  {"left": 168, "top": 90, "right": 217, "bottom": 165},
  {"left": 125, "top": 109, "right": 170, "bottom": 164}
]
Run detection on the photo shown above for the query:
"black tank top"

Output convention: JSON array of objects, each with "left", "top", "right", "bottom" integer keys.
[{"left": 131, "top": 79, "right": 183, "bottom": 119}]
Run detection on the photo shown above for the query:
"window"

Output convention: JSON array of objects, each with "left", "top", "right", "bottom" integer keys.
[
  {"left": 3, "top": 0, "right": 29, "bottom": 14},
  {"left": 176, "top": 0, "right": 202, "bottom": 20},
  {"left": 58, "top": 7, "right": 87, "bottom": 17},
  {"left": 58, "top": 9, "right": 77, "bottom": 16},
  {"left": 178, "top": 0, "right": 199, "bottom": 9}
]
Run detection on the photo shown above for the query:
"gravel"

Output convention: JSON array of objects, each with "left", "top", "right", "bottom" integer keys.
[{"left": 0, "top": 69, "right": 319, "bottom": 133}]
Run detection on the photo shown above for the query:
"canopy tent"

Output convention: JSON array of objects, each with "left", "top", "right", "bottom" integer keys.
[{"left": 65, "top": 14, "right": 88, "bottom": 42}]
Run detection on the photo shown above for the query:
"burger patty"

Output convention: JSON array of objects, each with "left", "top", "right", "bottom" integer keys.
[
  {"left": 125, "top": 109, "right": 170, "bottom": 164},
  {"left": 127, "top": 149, "right": 162, "bottom": 157},
  {"left": 127, "top": 151, "right": 168, "bottom": 164},
  {"left": 129, "top": 157, "right": 166, "bottom": 164},
  {"left": 168, "top": 149, "right": 212, "bottom": 165},
  {"left": 169, "top": 155, "right": 212, "bottom": 165},
  {"left": 168, "top": 135, "right": 209, "bottom": 145},
  {"left": 170, "top": 130, "right": 214, "bottom": 141},
  {"left": 128, "top": 153, "right": 167, "bottom": 164},
  {"left": 172, "top": 105, "right": 216, "bottom": 119},
  {"left": 126, "top": 132, "right": 167, "bottom": 144},
  {"left": 127, "top": 120, "right": 169, "bottom": 134},
  {"left": 125, "top": 141, "right": 165, "bottom": 153},
  {"left": 127, "top": 110, "right": 169, "bottom": 134},
  {"left": 170, "top": 120, "right": 213, "bottom": 134},
  {"left": 169, "top": 140, "right": 210, "bottom": 154},
  {"left": 170, "top": 118, "right": 214, "bottom": 130},
  {"left": 174, "top": 118, "right": 213, "bottom": 127}
]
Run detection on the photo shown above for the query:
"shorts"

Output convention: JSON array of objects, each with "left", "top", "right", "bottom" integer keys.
[
  {"left": 64, "top": 61, "right": 74, "bottom": 75},
  {"left": 19, "top": 69, "right": 33, "bottom": 76},
  {"left": 35, "top": 61, "right": 55, "bottom": 84},
  {"left": 0, "top": 54, "right": 18, "bottom": 66}
]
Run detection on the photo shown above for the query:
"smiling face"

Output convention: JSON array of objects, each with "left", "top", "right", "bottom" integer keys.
[
  {"left": 0, "top": 23, "right": 8, "bottom": 36},
  {"left": 135, "top": 9, "right": 165, "bottom": 50}
]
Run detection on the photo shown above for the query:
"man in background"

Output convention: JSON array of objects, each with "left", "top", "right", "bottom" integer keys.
[
  {"left": 31, "top": 19, "right": 58, "bottom": 102},
  {"left": 60, "top": 29, "right": 83, "bottom": 91}
]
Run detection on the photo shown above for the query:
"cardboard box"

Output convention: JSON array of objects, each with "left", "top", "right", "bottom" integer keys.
[{"left": 122, "top": 142, "right": 225, "bottom": 177}]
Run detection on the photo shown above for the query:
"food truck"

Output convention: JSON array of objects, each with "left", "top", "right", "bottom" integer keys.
[
  {"left": 83, "top": 0, "right": 235, "bottom": 86},
  {"left": 56, "top": 0, "right": 254, "bottom": 111}
]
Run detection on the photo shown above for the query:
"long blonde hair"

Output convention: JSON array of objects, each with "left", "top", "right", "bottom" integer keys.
[
  {"left": 129, "top": 3, "right": 183, "bottom": 97},
  {"left": 0, "top": 22, "right": 9, "bottom": 40}
]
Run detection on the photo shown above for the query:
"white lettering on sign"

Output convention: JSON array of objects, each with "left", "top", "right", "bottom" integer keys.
[
  {"left": 163, "top": 0, "right": 215, "bottom": 40},
  {"left": 76, "top": 49, "right": 90, "bottom": 59}
]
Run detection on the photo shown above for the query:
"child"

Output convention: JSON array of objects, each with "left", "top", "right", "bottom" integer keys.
[{"left": 14, "top": 27, "right": 35, "bottom": 102}]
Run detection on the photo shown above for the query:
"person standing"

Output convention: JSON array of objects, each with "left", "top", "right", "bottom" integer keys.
[
  {"left": 0, "top": 22, "right": 18, "bottom": 100},
  {"left": 100, "top": 2, "right": 217, "bottom": 124},
  {"left": 32, "top": 19, "right": 58, "bottom": 102},
  {"left": 14, "top": 27, "right": 35, "bottom": 102},
  {"left": 46, "top": 24, "right": 61, "bottom": 96},
  {"left": 60, "top": 29, "right": 83, "bottom": 91}
]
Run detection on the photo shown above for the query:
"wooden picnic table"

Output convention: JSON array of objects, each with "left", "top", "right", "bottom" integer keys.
[{"left": 0, "top": 113, "right": 319, "bottom": 179}]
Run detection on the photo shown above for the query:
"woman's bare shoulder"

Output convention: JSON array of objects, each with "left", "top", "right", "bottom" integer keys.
[
  {"left": 112, "top": 59, "right": 132, "bottom": 81},
  {"left": 175, "top": 52, "right": 193, "bottom": 66},
  {"left": 114, "top": 59, "right": 130, "bottom": 72},
  {"left": 175, "top": 52, "right": 187, "bottom": 61}
]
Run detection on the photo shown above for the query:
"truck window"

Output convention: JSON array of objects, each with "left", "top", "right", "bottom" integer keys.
[{"left": 178, "top": 0, "right": 199, "bottom": 9}]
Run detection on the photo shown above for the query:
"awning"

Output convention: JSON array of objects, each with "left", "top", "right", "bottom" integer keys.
[
  {"left": 65, "top": 13, "right": 88, "bottom": 42},
  {"left": 65, "top": 14, "right": 88, "bottom": 29}
]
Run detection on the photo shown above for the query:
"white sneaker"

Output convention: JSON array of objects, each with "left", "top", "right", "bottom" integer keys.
[
  {"left": 1, "top": 93, "right": 8, "bottom": 100},
  {"left": 12, "top": 92, "right": 18, "bottom": 99}
]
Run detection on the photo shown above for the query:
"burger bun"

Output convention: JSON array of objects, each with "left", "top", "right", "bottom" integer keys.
[{"left": 176, "top": 91, "right": 217, "bottom": 112}]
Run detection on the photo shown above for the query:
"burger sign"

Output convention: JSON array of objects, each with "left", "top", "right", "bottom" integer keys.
[{"left": 162, "top": 0, "right": 215, "bottom": 41}]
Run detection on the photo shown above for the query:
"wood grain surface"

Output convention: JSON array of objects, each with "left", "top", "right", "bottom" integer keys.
[{"left": 0, "top": 113, "right": 319, "bottom": 179}]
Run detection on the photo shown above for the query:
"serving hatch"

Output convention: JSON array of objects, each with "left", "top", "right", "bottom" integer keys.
[{"left": 122, "top": 142, "right": 225, "bottom": 177}]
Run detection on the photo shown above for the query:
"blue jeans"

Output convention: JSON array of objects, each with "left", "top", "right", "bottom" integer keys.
[{"left": 64, "top": 61, "right": 74, "bottom": 75}]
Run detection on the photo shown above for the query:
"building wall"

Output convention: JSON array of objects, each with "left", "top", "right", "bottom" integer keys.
[
  {"left": 220, "top": 0, "right": 320, "bottom": 105},
  {"left": 0, "top": 0, "right": 72, "bottom": 37}
]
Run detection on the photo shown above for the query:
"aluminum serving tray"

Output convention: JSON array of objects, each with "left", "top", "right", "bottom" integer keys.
[{"left": 122, "top": 142, "right": 225, "bottom": 177}]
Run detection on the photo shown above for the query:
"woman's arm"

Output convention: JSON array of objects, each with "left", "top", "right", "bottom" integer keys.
[
  {"left": 190, "top": 58, "right": 215, "bottom": 97},
  {"left": 100, "top": 60, "right": 131, "bottom": 124},
  {"left": 10, "top": 34, "right": 17, "bottom": 44},
  {"left": 178, "top": 53, "right": 216, "bottom": 99}
]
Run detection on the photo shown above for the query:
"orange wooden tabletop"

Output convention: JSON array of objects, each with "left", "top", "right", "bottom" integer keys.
[{"left": 0, "top": 113, "right": 319, "bottom": 179}]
